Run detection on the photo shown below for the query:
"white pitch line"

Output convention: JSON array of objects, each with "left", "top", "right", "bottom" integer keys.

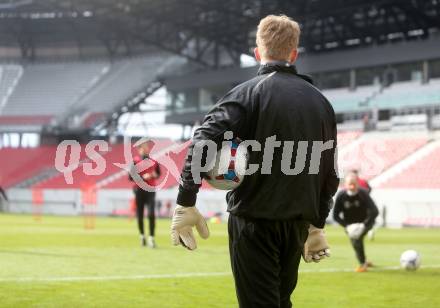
[
  {"left": 299, "top": 264, "right": 440, "bottom": 273},
  {"left": 1, "top": 265, "right": 440, "bottom": 283},
  {"left": 0, "top": 272, "right": 231, "bottom": 283}
]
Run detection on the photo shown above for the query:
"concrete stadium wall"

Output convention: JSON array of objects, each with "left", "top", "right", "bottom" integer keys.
[
  {"left": 7, "top": 188, "right": 80, "bottom": 215},
  {"left": 5, "top": 188, "right": 228, "bottom": 218},
  {"left": 370, "top": 189, "right": 440, "bottom": 228},
  {"left": 4, "top": 188, "right": 439, "bottom": 228}
]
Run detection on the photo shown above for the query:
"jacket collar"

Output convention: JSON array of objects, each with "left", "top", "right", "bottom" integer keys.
[{"left": 257, "top": 61, "right": 314, "bottom": 85}]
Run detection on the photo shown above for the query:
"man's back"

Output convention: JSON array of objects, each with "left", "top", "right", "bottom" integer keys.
[{"left": 223, "top": 63, "right": 338, "bottom": 226}]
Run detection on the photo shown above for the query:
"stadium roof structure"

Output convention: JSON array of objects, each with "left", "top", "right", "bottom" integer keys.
[{"left": 0, "top": 0, "right": 439, "bottom": 66}]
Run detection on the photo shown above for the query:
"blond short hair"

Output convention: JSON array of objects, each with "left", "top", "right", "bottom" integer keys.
[{"left": 256, "top": 15, "right": 300, "bottom": 61}]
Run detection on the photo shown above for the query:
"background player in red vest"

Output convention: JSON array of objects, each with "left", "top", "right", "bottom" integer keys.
[
  {"left": 129, "top": 139, "right": 161, "bottom": 248},
  {"left": 351, "top": 169, "right": 372, "bottom": 193}
]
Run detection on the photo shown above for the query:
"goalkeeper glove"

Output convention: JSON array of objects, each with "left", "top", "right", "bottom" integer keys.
[
  {"left": 171, "top": 205, "right": 209, "bottom": 250},
  {"left": 303, "top": 225, "right": 331, "bottom": 263},
  {"left": 345, "top": 223, "right": 365, "bottom": 240}
]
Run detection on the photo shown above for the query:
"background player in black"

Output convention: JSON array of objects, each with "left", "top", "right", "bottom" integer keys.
[
  {"left": 333, "top": 172, "right": 379, "bottom": 272},
  {"left": 129, "top": 140, "right": 161, "bottom": 248}
]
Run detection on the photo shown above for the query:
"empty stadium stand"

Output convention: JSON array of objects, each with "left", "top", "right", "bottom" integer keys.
[
  {"left": 0, "top": 54, "right": 172, "bottom": 129},
  {"left": 1, "top": 58, "right": 439, "bottom": 130},
  {"left": 32, "top": 139, "right": 174, "bottom": 189},
  {"left": 3, "top": 62, "right": 109, "bottom": 116},
  {"left": 370, "top": 78, "right": 440, "bottom": 109},
  {"left": 28, "top": 132, "right": 361, "bottom": 189},
  {"left": 339, "top": 134, "right": 428, "bottom": 180},
  {"left": 320, "top": 78, "right": 440, "bottom": 114},
  {"left": 101, "top": 140, "right": 188, "bottom": 190},
  {"left": 32, "top": 143, "right": 125, "bottom": 189},
  {"left": 71, "top": 56, "right": 165, "bottom": 114},
  {"left": 0, "top": 115, "right": 52, "bottom": 126},
  {"left": 379, "top": 141, "right": 440, "bottom": 189},
  {"left": 337, "top": 131, "right": 361, "bottom": 148},
  {"left": 2, "top": 131, "right": 436, "bottom": 193},
  {"left": 81, "top": 113, "right": 106, "bottom": 128},
  {"left": 0, "top": 146, "right": 57, "bottom": 188},
  {"left": 323, "top": 85, "right": 380, "bottom": 113},
  {"left": 0, "top": 65, "right": 22, "bottom": 114}
]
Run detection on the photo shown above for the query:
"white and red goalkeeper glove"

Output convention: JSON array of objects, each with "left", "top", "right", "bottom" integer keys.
[
  {"left": 171, "top": 205, "right": 209, "bottom": 250},
  {"left": 302, "top": 225, "right": 331, "bottom": 263},
  {"left": 346, "top": 223, "right": 365, "bottom": 240}
]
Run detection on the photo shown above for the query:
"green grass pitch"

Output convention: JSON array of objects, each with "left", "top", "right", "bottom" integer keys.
[{"left": 0, "top": 213, "right": 439, "bottom": 307}]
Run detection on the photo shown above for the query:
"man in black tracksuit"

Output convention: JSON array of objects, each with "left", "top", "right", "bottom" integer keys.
[
  {"left": 129, "top": 140, "right": 161, "bottom": 248},
  {"left": 171, "top": 15, "right": 339, "bottom": 307},
  {"left": 333, "top": 173, "right": 379, "bottom": 272}
]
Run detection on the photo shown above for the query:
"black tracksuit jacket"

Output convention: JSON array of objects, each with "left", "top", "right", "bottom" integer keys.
[
  {"left": 333, "top": 189, "right": 379, "bottom": 228},
  {"left": 177, "top": 62, "right": 339, "bottom": 228}
]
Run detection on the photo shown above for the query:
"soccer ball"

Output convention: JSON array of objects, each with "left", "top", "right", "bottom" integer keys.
[
  {"left": 205, "top": 140, "right": 248, "bottom": 190},
  {"left": 400, "top": 250, "right": 421, "bottom": 271}
]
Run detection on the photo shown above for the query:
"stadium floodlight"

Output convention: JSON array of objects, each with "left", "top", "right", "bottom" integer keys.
[
  {"left": 83, "top": 11, "right": 93, "bottom": 18},
  {"left": 346, "top": 38, "right": 361, "bottom": 46},
  {"left": 388, "top": 32, "right": 404, "bottom": 40},
  {"left": 408, "top": 29, "right": 424, "bottom": 37},
  {"left": 325, "top": 41, "right": 338, "bottom": 49}
]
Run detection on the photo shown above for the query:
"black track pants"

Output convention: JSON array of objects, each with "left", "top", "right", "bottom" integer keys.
[
  {"left": 134, "top": 189, "right": 156, "bottom": 236},
  {"left": 228, "top": 214, "right": 309, "bottom": 308},
  {"left": 350, "top": 227, "right": 371, "bottom": 265}
]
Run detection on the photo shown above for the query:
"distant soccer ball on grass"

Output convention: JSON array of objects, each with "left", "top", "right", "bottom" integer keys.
[
  {"left": 400, "top": 250, "right": 421, "bottom": 271},
  {"left": 205, "top": 139, "right": 248, "bottom": 190}
]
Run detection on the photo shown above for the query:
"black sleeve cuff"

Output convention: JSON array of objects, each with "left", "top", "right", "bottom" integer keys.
[
  {"left": 316, "top": 198, "right": 333, "bottom": 228},
  {"left": 314, "top": 218, "right": 326, "bottom": 229},
  {"left": 176, "top": 186, "right": 197, "bottom": 207}
]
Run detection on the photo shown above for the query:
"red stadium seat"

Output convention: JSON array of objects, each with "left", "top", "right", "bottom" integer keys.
[
  {"left": 339, "top": 137, "right": 427, "bottom": 180},
  {"left": 0, "top": 146, "right": 57, "bottom": 188},
  {"left": 379, "top": 144, "right": 440, "bottom": 189}
]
